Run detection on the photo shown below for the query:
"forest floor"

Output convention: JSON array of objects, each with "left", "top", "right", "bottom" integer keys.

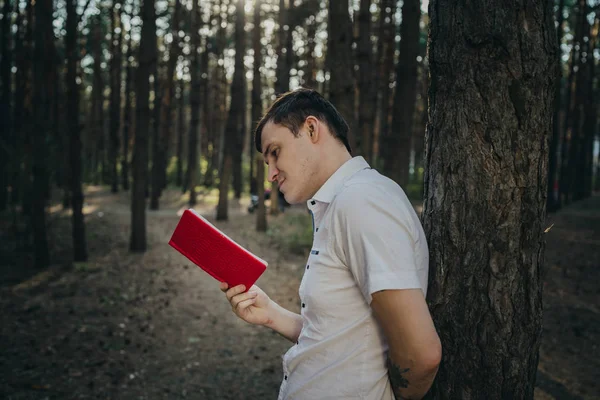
[{"left": 0, "top": 186, "right": 598, "bottom": 400}]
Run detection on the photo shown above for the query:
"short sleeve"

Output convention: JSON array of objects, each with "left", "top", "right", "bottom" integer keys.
[{"left": 330, "top": 183, "right": 424, "bottom": 304}]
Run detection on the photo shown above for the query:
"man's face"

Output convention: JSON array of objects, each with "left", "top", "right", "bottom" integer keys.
[{"left": 261, "top": 121, "right": 319, "bottom": 204}]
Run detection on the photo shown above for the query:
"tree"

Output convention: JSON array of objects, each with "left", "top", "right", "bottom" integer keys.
[
  {"left": 216, "top": 0, "right": 245, "bottom": 221},
  {"left": 31, "top": 0, "right": 55, "bottom": 267},
  {"left": 386, "top": 0, "right": 420, "bottom": 187},
  {"left": 109, "top": 0, "right": 123, "bottom": 193},
  {"left": 422, "top": 0, "right": 557, "bottom": 398},
  {"left": 121, "top": 26, "right": 134, "bottom": 191},
  {"left": 90, "top": 18, "right": 105, "bottom": 185},
  {"left": 176, "top": 77, "right": 185, "bottom": 188},
  {"left": 186, "top": 0, "right": 202, "bottom": 206},
  {"left": 252, "top": 0, "right": 266, "bottom": 232},
  {"left": 0, "top": 0, "right": 13, "bottom": 211},
  {"left": 66, "top": 0, "right": 88, "bottom": 261},
  {"left": 327, "top": 0, "right": 355, "bottom": 150},
  {"left": 356, "top": 0, "right": 376, "bottom": 163},
  {"left": 130, "top": 0, "right": 156, "bottom": 252}
]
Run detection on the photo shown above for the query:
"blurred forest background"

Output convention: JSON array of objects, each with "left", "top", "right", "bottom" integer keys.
[{"left": 0, "top": 0, "right": 599, "bottom": 399}]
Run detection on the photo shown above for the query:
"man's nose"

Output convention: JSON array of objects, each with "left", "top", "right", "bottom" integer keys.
[{"left": 267, "top": 164, "right": 279, "bottom": 183}]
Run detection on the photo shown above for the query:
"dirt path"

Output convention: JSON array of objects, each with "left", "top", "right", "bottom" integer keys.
[{"left": 1, "top": 187, "right": 598, "bottom": 399}]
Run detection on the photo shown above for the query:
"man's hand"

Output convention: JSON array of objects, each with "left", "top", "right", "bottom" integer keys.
[{"left": 220, "top": 283, "right": 272, "bottom": 326}]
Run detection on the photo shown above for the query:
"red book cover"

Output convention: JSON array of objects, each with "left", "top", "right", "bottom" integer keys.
[{"left": 169, "top": 209, "right": 267, "bottom": 291}]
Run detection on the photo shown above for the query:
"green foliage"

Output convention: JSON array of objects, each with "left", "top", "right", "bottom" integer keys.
[{"left": 267, "top": 211, "right": 313, "bottom": 255}]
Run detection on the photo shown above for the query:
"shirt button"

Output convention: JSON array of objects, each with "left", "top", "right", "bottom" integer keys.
[
  {"left": 316, "top": 227, "right": 319, "bottom": 232},
  {"left": 306, "top": 265, "right": 309, "bottom": 270},
  {"left": 302, "top": 303, "right": 305, "bottom": 308},
  {"left": 284, "top": 375, "right": 288, "bottom": 380}
]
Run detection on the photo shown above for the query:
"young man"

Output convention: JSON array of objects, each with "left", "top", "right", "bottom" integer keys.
[{"left": 220, "top": 88, "right": 441, "bottom": 399}]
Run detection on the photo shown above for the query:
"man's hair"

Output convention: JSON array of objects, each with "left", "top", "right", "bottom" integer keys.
[{"left": 254, "top": 88, "right": 352, "bottom": 154}]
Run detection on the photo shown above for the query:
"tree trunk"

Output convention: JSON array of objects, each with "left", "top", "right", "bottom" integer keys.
[
  {"left": 187, "top": 0, "right": 201, "bottom": 206},
  {"left": 356, "top": 0, "right": 376, "bottom": 163},
  {"left": 66, "top": 0, "right": 88, "bottom": 262},
  {"left": 121, "top": 32, "right": 134, "bottom": 191},
  {"left": 0, "top": 0, "right": 13, "bottom": 211},
  {"left": 423, "top": 0, "right": 557, "bottom": 398},
  {"left": 547, "top": 0, "right": 566, "bottom": 212},
  {"left": 109, "top": 0, "right": 123, "bottom": 193},
  {"left": 130, "top": 0, "right": 156, "bottom": 252},
  {"left": 327, "top": 0, "right": 356, "bottom": 150},
  {"left": 375, "top": 0, "right": 396, "bottom": 166},
  {"left": 253, "top": 0, "right": 266, "bottom": 231},
  {"left": 32, "top": 0, "right": 53, "bottom": 268},
  {"left": 12, "top": 4, "right": 27, "bottom": 210},
  {"left": 386, "top": 0, "right": 420, "bottom": 187},
  {"left": 176, "top": 78, "right": 185, "bottom": 188},
  {"left": 216, "top": 0, "right": 245, "bottom": 221},
  {"left": 151, "top": 0, "right": 182, "bottom": 209},
  {"left": 91, "top": 19, "right": 105, "bottom": 186},
  {"left": 303, "top": 14, "right": 317, "bottom": 89}
]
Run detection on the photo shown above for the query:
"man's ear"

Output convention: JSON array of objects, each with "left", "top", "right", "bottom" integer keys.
[{"left": 305, "top": 116, "right": 320, "bottom": 143}]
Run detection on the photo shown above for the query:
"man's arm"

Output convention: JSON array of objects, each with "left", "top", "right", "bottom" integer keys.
[
  {"left": 371, "top": 288, "right": 442, "bottom": 400},
  {"left": 265, "top": 301, "right": 304, "bottom": 343}
]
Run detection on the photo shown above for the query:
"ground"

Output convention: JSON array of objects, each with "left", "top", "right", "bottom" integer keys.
[{"left": 0, "top": 187, "right": 598, "bottom": 399}]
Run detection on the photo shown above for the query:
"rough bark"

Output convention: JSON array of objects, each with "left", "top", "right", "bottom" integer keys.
[
  {"left": 423, "top": 0, "right": 557, "bottom": 398},
  {"left": 252, "top": 0, "right": 266, "bottom": 231},
  {"left": 187, "top": 0, "right": 201, "bottom": 206},
  {"left": 386, "top": 0, "right": 420, "bottom": 187},
  {"left": 327, "top": 0, "right": 356, "bottom": 150},
  {"left": 176, "top": 78, "right": 185, "bottom": 188},
  {"left": 66, "top": 0, "right": 88, "bottom": 261},
  {"left": 130, "top": 0, "right": 156, "bottom": 252},
  {"left": 122, "top": 32, "right": 134, "bottom": 191},
  {"left": 109, "top": 0, "right": 123, "bottom": 193},
  {"left": 356, "top": 0, "right": 376, "bottom": 163},
  {"left": 0, "top": 0, "right": 12, "bottom": 211},
  {"left": 216, "top": 0, "right": 245, "bottom": 221}
]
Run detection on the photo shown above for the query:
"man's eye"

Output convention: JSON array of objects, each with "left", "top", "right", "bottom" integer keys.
[{"left": 271, "top": 148, "right": 279, "bottom": 158}]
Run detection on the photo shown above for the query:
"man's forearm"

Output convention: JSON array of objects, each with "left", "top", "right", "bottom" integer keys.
[
  {"left": 388, "top": 356, "right": 438, "bottom": 400},
  {"left": 265, "top": 301, "right": 303, "bottom": 343}
]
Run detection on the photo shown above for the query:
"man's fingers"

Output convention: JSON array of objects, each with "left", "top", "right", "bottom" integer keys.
[
  {"left": 225, "top": 284, "right": 246, "bottom": 301},
  {"left": 219, "top": 282, "right": 229, "bottom": 292},
  {"left": 234, "top": 297, "right": 256, "bottom": 312},
  {"left": 231, "top": 290, "right": 258, "bottom": 311}
]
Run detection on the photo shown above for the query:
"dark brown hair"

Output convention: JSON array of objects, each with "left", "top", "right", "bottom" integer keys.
[{"left": 254, "top": 88, "right": 352, "bottom": 154}]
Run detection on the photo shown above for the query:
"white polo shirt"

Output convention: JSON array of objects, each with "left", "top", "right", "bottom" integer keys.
[{"left": 277, "top": 156, "right": 429, "bottom": 400}]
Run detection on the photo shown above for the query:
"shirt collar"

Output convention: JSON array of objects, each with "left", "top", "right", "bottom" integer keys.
[{"left": 307, "top": 156, "right": 371, "bottom": 207}]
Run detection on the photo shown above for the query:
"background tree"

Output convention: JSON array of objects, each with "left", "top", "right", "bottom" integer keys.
[
  {"left": 187, "top": 0, "right": 202, "bottom": 206},
  {"left": 422, "top": 0, "right": 558, "bottom": 398}
]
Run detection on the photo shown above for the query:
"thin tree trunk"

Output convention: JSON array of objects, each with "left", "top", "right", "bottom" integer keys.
[
  {"left": 423, "top": 0, "right": 557, "bottom": 398},
  {"left": 187, "top": 0, "right": 201, "bottom": 206},
  {"left": 176, "top": 77, "right": 185, "bottom": 187},
  {"left": 109, "top": 0, "right": 123, "bottom": 193},
  {"left": 66, "top": 0, "right": 88, "bottom": 261},
  {"left": 0, "top": 0, "right": 13, "bottom": 211},
  {"left": 122, "top": 31, "right": 134, "bottom": 191},
  {"left": 356, "top": 0, "right": 376, "bottom": 163},
  {"left": 386, "top": 0, "right": 420, "bottom": 187},
  {"left": 91, "top": 19, "right": 105, "bottom": 186},
  {"left": 151, "top": 0, "right": 181, "bottom": 209},
  {"left": 130, "top": 0, "right": 156, "bottom": 252},
  {"left": 327, "top": 0, "right": 356, "bottom": 151},
  {"left": 304, "top": 14, "right": 317, "bottom": 89},
  {"left": 547, "top": 0, "right": 566, "bottom": 212},
  {"left": 376, "top": 0, "right": 395, "bottom": 166},
  {"left": 253, "top": 0, "right": 266, "bottom": 231},
  {"left": 217, "top": 0, "right": 245, "bottom": 221},
  {"left": 32, "top": 0, "right": 53, "bottom": 267}
]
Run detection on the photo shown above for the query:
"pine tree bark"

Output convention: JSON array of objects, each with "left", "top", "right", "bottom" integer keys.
[
  {"left": 252, "top": 0, "right": 266, "bottom": 231},
  {"left": 109, "top": 0, "right": 123, "bottom": 193},
  {"left": 327, "top": 0, "right": 356, "bottom": 150},
  {"left": 130, "top": 0, "right": 156, "bottom": 252},
  {"left": 423, "top": 0, "right": 557, "bottom": 398},
  {"left": 0, "top": 0, "right": 13, "bottom": 211},
  {"left": 91, "top": 20, "right": 105, "bottom": 185},
  {"left": 386, "top": 0, "right": 420, "bottom": 187},
  {"left": 187, "top": 0, "right": 201, "bottom": 206},
  {"left": 32, "top": 0, "right": 53, "bottom": 267},
  {"left": 66, "top": 0, "right": 88, "bottom": 261},
  {"left": 217, "top": 0, "right": 245, "bottom": 221}
]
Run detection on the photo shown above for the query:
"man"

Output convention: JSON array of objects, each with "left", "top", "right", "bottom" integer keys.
[{"left": 220, "top": 88, "right": 441, "bottom": 399}]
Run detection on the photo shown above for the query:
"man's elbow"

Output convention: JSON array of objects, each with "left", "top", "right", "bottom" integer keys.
[{"left": 419, "top": 337, "right": 442, "bottom": 376}]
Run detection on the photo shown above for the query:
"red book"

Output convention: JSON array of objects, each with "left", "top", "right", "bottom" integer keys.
[{"left": 169, "top": 209, "right": 267, "bottom": 291}]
